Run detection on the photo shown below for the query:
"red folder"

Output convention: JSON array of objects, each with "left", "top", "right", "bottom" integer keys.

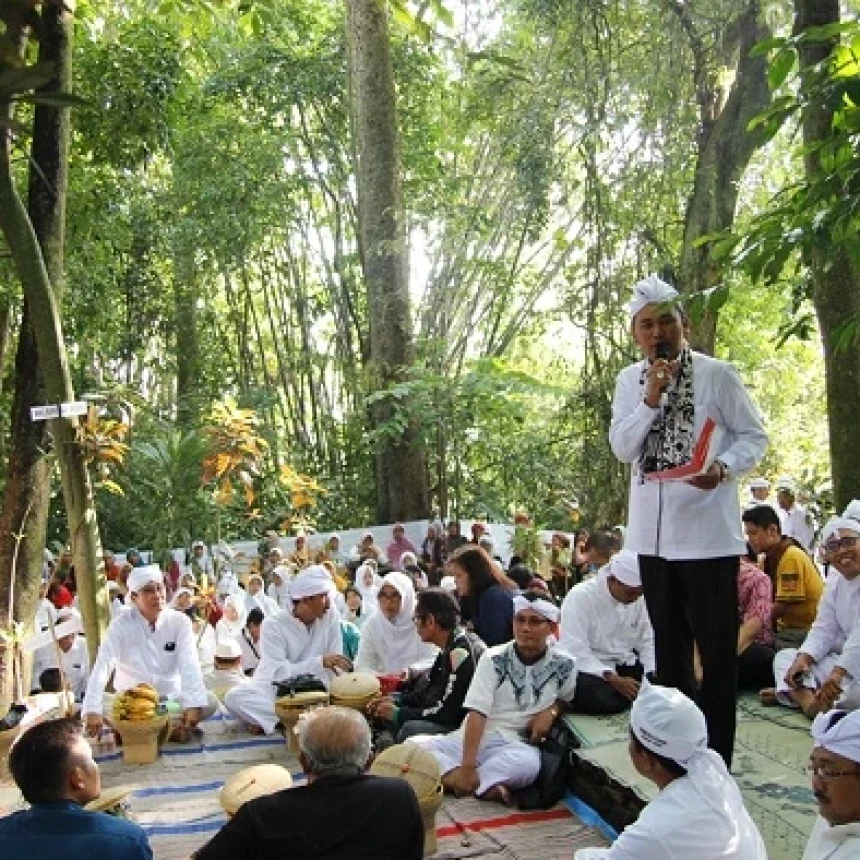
[{"left": 644, "top": 417, "right": 723, "bottom": 482}]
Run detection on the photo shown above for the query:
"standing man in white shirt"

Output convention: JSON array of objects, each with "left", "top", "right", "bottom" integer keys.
[
  {"left": 82, "top": 565, "right": 210, "bottom": 741},
  {"left": 560, "top": 549, "right": 655, "bottom": 714},
  {"left": 224, "top": 566, "right": 350, "bottom": 735},
  {"left": 776, "top": 476, "right": 816, "bottom": 553},
  {"left": 609, "top": 275, "right": 767, "bottom": 767},
  {"left": 802, "top": 708, "right": 860, "bottom": 859}
]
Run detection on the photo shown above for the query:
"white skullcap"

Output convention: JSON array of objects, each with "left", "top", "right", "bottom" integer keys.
[
  {"left": 811, "top": 709, "right": 860, "bottom": 764},
  {"left": 630, "top": 681, "right": 708, "bottom": 766},
  {"left": 608, "top": 549, "right": 641, "bottom": 588},
  {"left": 127, "top": 564, "right": 164, "bottom": 594},
  {"left": 627, "top": 274, "right": 679, "bottom": 320},
  {"left": 400, "top": 551, "right": 418, "bottom": 568},
  {"left": 192, "top": 540, "right": 205, "bottom": 549},
  {"left": 269, "top": 546, "right": 283, "bottom": 557},
  {"left": 214, "top": 637, "right": 242, "bottom": 660},
  {"left": 841, "top": 499, "right": 860, "bottom": 523},
  {"left": 749, "top": 477, "right": 770, "bottom": 490},
  {"left": 107, "top": 580, "right": 120, "bottom": 592},
  {"left": 55, "top": 608, "right": 83, "bottom": 637},
  {"left": 775, "top": 475, "right": 796, "bottom": 494},
  {"left": 289, "top": 565, "right": 332, "bottom": 600},
  {"left": 513, "top": 594, "right": 560, "bottom": 624},
  {"left": 829, "top": 516, "right": 860, "bottom": 539},
  {"left": 821, "top": 516, "right": 846, "bottom": 547}
]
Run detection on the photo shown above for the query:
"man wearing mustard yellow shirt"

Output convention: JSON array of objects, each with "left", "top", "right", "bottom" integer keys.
[{"left": 743, "top": 505, "right": 823, "bottom": 649}]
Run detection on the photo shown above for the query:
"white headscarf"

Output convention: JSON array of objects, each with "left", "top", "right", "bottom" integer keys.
[
  {"left": 216, "top": 593, "right": 248, "bottom": 638},
  {"left": 170, "top": 587, "right": 193, "bottom": 609},
  {"left": 811, "top": 708, "right": 860, "bottom": 764},
  {"left": 631, "top": 682, "right": 753, "bottom": 832},
  {"left": 627, "top": 275, "right": 679, "bottom": 320},
  {"left": 356, "top": 562, "right": 381, "bottom": 605},
  {"left": 363, "top": 572, "right": 423, "bottom": 673},
  {"left": 267, "top": 565, "right": 292, "bottom": 609}
]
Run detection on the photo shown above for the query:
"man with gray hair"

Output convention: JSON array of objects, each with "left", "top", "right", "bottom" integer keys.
[{"left": 192, "top": 706, "right": 424, "bottom": 859}]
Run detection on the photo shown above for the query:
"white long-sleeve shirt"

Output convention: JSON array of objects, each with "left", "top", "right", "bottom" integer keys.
[
  {"left": 82, "top": 605, "right": 208, "bottom": 715},
  {"left": 780, "top": 503, "right": 816, "bottom": 553},
  {"left": 31, "top": 637, "right": 89, "bottom": 700},
  {"left": 577, "top": 773, "right": 766, "bottom": 859},
  {"left": 802, "top": 815, "right": 860, "bottom": 859},
  {"left": 252, "top": 607, "right": 342, "bottom": 688},
  {"left": 800, "top": 571, "right": 860, "bottom": 679},
  {"left": 609, "top": 352, "right": 767, "bottom": 560},
  {"left": 559, "top": 574, "right": 655, "bottom": 677}
]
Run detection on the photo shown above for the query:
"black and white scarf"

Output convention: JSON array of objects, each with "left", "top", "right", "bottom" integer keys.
[{"left": 638, "top": 346, "right": 695, "bottom": 478}]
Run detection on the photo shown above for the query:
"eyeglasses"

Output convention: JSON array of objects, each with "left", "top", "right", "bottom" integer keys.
[
  {"left": 805, "top": 762, "right": 860, "bottom": 780},
  {"left": 824, "top": 536, "right": 860, "bottom": 553},
  {"left": 513, "top": 615, "right": 550, "bottom": 628}
]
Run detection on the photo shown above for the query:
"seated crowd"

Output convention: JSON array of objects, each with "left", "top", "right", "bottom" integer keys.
[{"left": 5, "top": 500, "right": 859, "bottom": 859}]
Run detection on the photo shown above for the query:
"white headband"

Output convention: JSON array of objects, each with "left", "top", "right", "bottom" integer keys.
[
  {"left": 608, "top": 549, "right": 641, "bottom": 588},
  {"left": 630, "top": 681, "right": 708, "bottom": 766},
  {"left": 127, "top": 564, "right": 163, "bottom": 594},
  {"left": 811, "top": 709, "right": 860, "bottom": 764},
  {"left": 513, "top": 594, "right": 560, "bottom": 624},
  {"left": 627, "top": 274, "right": 679, "bottom": 320}
]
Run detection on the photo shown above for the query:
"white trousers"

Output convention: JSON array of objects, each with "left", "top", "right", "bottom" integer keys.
[
  {"left": 409, "top": 729, "right": 541, "bottom": 796},
  {"left": 224, "top": 681, "right": 279, "bottom": 734},
  {"left": 774, "top": 649, "right": 860, "bottom": 709}
]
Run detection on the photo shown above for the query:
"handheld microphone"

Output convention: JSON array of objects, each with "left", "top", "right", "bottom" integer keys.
[{"left": 654, "top": 342, "right": 672, "bottom": 409}]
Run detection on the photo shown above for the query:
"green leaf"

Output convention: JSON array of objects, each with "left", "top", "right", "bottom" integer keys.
[
  {"left": 768, "top": 48, "right": 796, "bottom": 91},
  {"left": 749, "top": 36, "right": 787, "bottom": 59}
]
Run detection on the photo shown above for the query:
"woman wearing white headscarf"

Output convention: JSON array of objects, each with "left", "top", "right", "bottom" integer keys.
[
  {"left": 245, "top": 574, "right": 279, "bottom": 616},
  {"left": 354, "top": 572, "right": 437, "bottom": 674},
  {"left": 170, "top": 587, "right": 194, "bottom": 612},
  {"left": 267, "top": 567, "right": 292, "bottom": 610},
  {"left": 355, "top": 562, "right": 381, "bottom": 607},
  {"left": 215, "top": 593, "right": 247, "bottom": 642},
  {"left": 575, "top": 682, "right": 766, "bottom": 859}
]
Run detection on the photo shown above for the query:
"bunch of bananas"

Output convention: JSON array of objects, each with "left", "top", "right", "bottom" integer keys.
[{"left": 112, "top": 684, "right": 161, "bottom": 721}]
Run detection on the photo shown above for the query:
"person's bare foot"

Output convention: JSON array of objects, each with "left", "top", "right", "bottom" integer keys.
[
  {"left": 481, "top": 784, "right": 513, "bottom": 806},
  {"left": 759, "top": 687, "right": 778, "bottom": 706},
  {"left": 245, "top": 723, "right": 265, "bottom": 735}
]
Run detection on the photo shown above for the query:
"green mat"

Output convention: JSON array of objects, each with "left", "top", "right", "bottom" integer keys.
[{"left": 563, "top": 693, "right": 816, "bottom": 860}]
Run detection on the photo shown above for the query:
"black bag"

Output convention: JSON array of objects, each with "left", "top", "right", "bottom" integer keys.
[
  {"left": 273, "top": 674, "right": 327, "bottom": 698},
  {"left": 516, "top": 719, "right": 580, "bottom": 810}
]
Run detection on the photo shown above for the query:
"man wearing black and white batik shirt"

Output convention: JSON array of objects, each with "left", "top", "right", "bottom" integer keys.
[{"left": 410, "top": 591, "right": 577, "bottom": 804}]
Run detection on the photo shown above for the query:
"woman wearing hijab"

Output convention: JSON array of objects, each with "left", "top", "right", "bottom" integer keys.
[
  {"left": 267, "top": 568, "right": 292, "bottom": 610},
  {"left": 215, "top": 594, "right": 247, "bottom": 643},
  {"left": 355, "top": 562, "right": 381, "bottom": 608},
  {"left": 170, "top": 587, "right": 194, "bottom": 612},
  {"left": 245, "top": 574, "right": 279, "bottom": 616},
  {"left": 355, "top": 572, "right": 437, "bottom": 674}
]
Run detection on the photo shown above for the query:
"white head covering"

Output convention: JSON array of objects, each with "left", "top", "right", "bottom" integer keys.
[
  {"left": 400, "top": 551, "right": 418, "bottom": 569},
  {"left": 627, "top": 274, "right": 679, "bottom": 320},
  {"left": 363, "top": 572, "right": 423, "bottom": 673},
  {"left": 170, "top": 587, "right": 193, "bottom": 608},
  {"left": 841, "top": 499, "right": 860, "bottom": 523},
  {"left": 512, "top": 593, "right": 560, "bottom": 623},
  {"left": 775, "top": 475, "right": 796, "bottom": 494},
  {"left": 54, "top": 608, "right": 83, "bottom": 637},
  {"left": 214, "top": 636, "right": 242, "bottom": 661},
  {"left": 127, "top": 564, "right": 163, "bottom": 594},
  {"left": 749, "top": 477, "right": 770, "bottom": 491},
  {"left": 289, "top": 565, "right": 332, "bottom": 600},
  {"left": 811, "top": 709, "right": 860, "bottom": 764},
  {"left": 356, "top": 562, "right": 381, "bottom": 604},
  {"left": 217, "top": 593, "right": 248, "bottom": 638},
  {"left": 631, "top": 681, "right": 758, "bottom": 838},
  {"left": 607, "top": 549, "right": 641, "bottom": 588}
]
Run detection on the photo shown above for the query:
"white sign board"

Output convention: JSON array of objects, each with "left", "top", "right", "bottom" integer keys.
[
  {"left": 30, "top": 401, "right": 88, "bottom": 422},
  {"left": 30, "top": 404, "right": 60, "bottom": 421}
]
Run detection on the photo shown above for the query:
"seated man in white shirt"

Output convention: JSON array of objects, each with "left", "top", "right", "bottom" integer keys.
[
  {"left": 224, "top": 566, "right": 351, "bottom": 735},
  {"left": 238, "top": 608, "right": 264, "bottom": 676},
  {"left": 31, "top": 608, "right": 90, "bottom": 703},
  {"left": 205, "top": 638, "right": 247, "bottom": 700},
  {"left": 771, "top": 514, "right": 860, "bottom": 718},
  {"left": 560, "top": 550, "right": 654, "bottom": 714},
  {"left": 82, "top": 565, "right": 211, "bottom": 743},
  {"left": 803, "top": 709, "right": 860, "bottom": 859},
  {"left": 575, "top": 682, "right": 767, "bottom": 859},
  {"left": 410, "top": 590, "right": 578, "bottom": 804}
]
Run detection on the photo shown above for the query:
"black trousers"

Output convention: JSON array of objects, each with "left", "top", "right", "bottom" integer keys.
[
  {"left": 570, "top": 662, "right": 644, "bottom": 715},
  {"left": 639, "top": 555, "right": 740, "bottom": 769},
  {"left": 738, "top": 643, "right": 775, "bottom": 691}
]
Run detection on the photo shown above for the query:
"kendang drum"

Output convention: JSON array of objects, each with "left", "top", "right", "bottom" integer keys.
[
  {"left": 274, "top": 690, "right": 329, "bottom": 751},
  {"left": 370, "top": 742, "right": 443, "bottom": 855},
  {"left": 85, "top": 785, "right": 133, "bottom": 819},
  {"left": 329, "top": 672, "right": 380, "bottom": 712},
  {"left": 219, "top": 764, "right": 293, "bottom": 817}
]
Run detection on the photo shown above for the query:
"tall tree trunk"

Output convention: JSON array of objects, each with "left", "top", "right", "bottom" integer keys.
[
  {"left": 346, "top": 0, "right": 428, "bottom": 523},
  {"left": 174, "top": 251, "right": 200, "bottom": 428},
  {"left": 672, "top": 2, "right": 772, "bottom": 353},
  {"left": 795, "top": 0, "right": 860, "bottom": 511},
  {"left": 0, "top": 0, "right": 107, "bottom": 665}
]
